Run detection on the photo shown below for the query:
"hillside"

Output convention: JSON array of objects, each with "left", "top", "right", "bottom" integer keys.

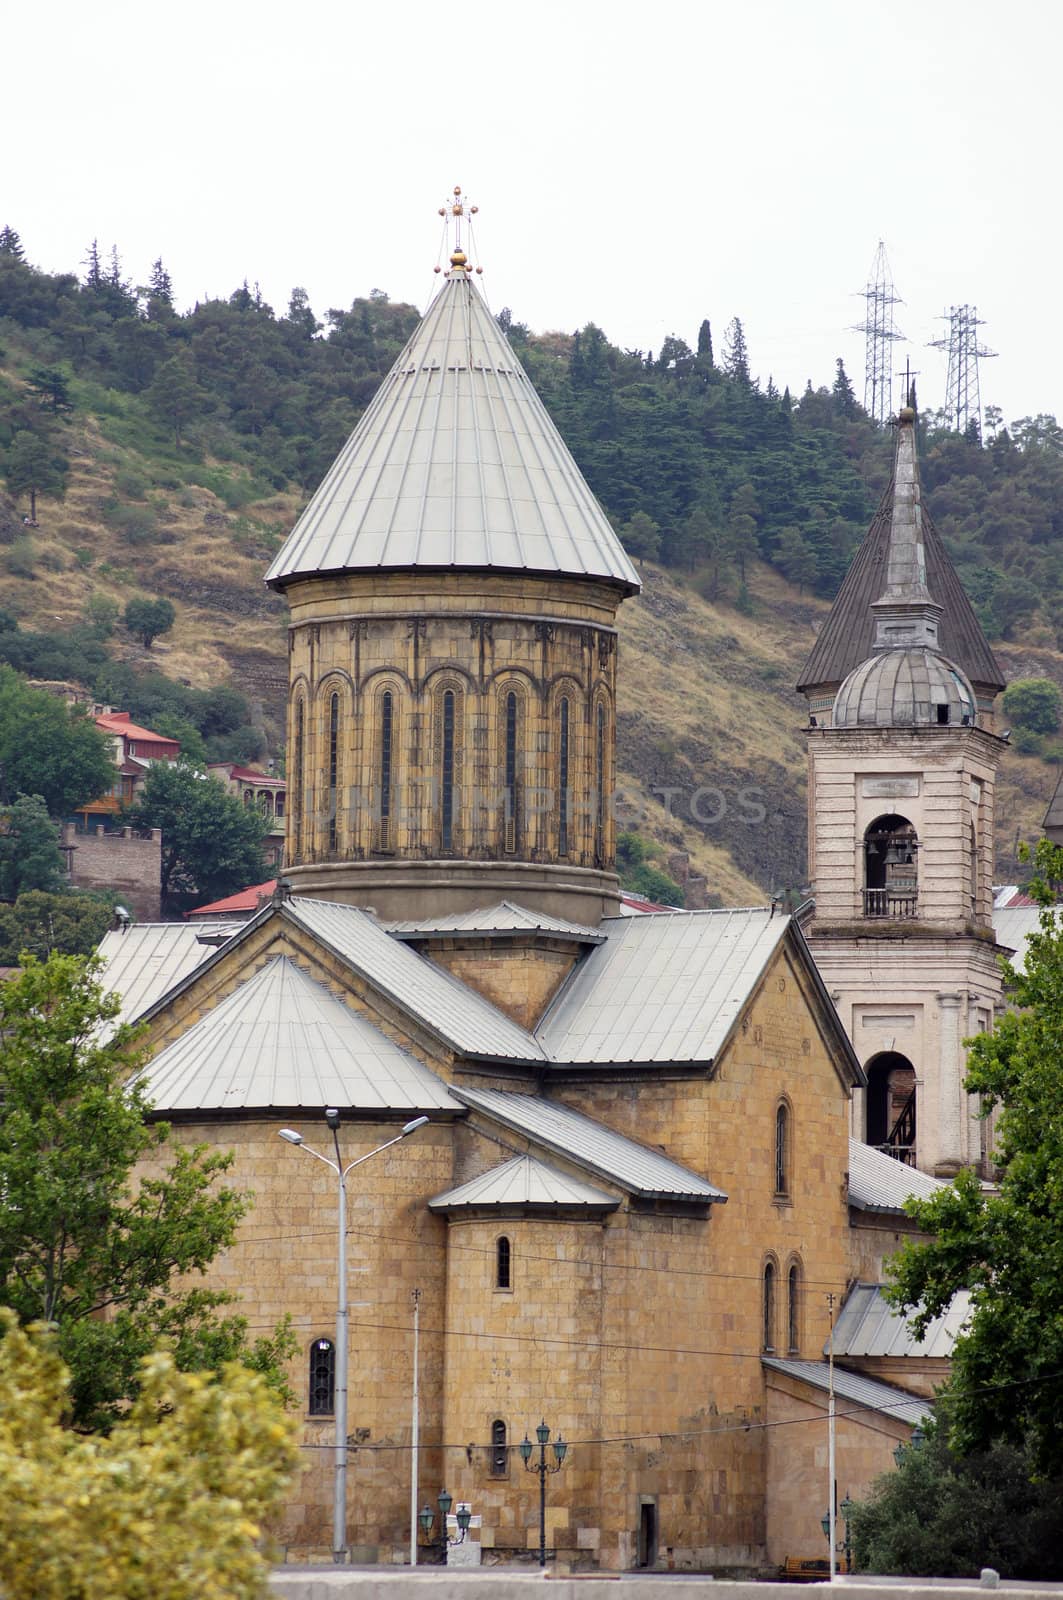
[{"left": 1, "top": 233, "right": 1061, "bottom": 902}]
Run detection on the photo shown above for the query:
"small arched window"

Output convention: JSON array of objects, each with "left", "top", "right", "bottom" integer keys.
[
  {"left": 558, "top": 696, "right": 570, "bottom": 857},
  {"left": 309, "top": 1337, "right": 335, "bottom": 1415},
  {"left": 775, "top": 1102, "right": 790, "bottom": 1197},
  {"left": 504, "top": 691, "right": 519, "bottom": 853},
  {"left": 490, "top": 1419, "right": 508, "bottom": 1476},
  {"left": 328, "top": 692, "right": 340, "bottom": 853},
  {"left": 969, "top": 821, "right": 978, "bottom": 915},
  {"left": 763, "top": 1261, "right": 776, "bottom": 1353},
  {"left": 292, "top": 698, "right": 305, "bottom": 861},
  {"left": 379, "top": 690, "right": 394, "bottom": 850},
  {"left": 496, "top": 1235, "right": 511, "bottom": 1290},
  {"left": 441, "top": 689, "right": 456, "bottom": 851},
  {"left": 788, "top": 1262, "right": 801, "bottom": 1354},
  {"left": 595, "top": 701, "right": 606, "bottom": 866}
]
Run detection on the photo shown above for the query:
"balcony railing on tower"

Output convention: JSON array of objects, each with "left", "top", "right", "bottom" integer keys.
[
  {"left": 875, "top": 1087, "right": 917, "bottom": 1166},
  {"left": 862, "top": 887, "right": 918, "bottom": 919}
]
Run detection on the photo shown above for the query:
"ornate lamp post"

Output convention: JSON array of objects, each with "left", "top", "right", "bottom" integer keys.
[
  {"left": 518, "top": 1419, "right": 568, "bottom": 1569},
  {"left": 418, "top": 1489, "right": 472, "bottom": 1557},
  {"left": 278, "top": 1111, "right": 429, "bottom": 1562},
  {"left": 821, "top": 1496, "right": 853, "bottom": 1573}
]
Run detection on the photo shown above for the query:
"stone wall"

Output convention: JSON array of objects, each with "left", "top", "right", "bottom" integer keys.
[{"left": 61, "top": 823, "right": 162, "bottom": 920}]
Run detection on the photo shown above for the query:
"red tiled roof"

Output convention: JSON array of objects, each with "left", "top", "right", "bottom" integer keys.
[
  {"left": 185, "top": 879, "right": 277, "bottom": 918},
  {"left": 222, "top": 765, "right": 286, "bottom": 786},
  {"left": 96, "top": 711, "right": 181, "bottom": 749}
]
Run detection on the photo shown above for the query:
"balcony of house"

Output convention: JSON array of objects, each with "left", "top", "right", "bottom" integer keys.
[{"left": 862, "top": 886, "right": 918, "bottom": 919}]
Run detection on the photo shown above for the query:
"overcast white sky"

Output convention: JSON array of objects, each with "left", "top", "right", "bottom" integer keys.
[{"left": 5, "top": 0, "right": 1059, "bottom": 425}]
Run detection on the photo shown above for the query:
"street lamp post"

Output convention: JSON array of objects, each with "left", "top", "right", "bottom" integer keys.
[
  {"left": 518, "top": 1419, "right": 568, "bottom": 1569},
  {"left": 418, "top": 1489, "right": 472, "bottom": 1559},
  {"left": 278, "top": 1111, "right": 429, "bottom": 1563},
  {"left": 821, "top": 1496, "right": 853, "bottom": 1574}
]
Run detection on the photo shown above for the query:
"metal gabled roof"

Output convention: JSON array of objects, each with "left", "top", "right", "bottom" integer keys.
[
  {"left": 796, "top": 416, "right": 1003, "bottom": 697},
  {"left": 831, "top": 1283, "right": 970, "bottom": 1361},
  {"left": 385, "top": 899, "right": 603, "bottom": 943},
  {"left": 537, "top": 907, "right": 791, "bottom": 1066},
  {"left": 137, "top": 954, "right": 462, "bottom": 1115},
  {"left": 428, "top": 1154, "right": 617, "bottom": 1214},
  {"left": 264, "top": 268, "right": 639, "bottom": 594},
  {"left": 96, "top": 923, "right": 218, "bottom": 1029},
  {"left": 993, "top": 904, "right": 1063, "bottom": 975},
  {"left": 454, "top": 1087, "right": 726, "bottom": 1204},
  {"left": 847, "top": 1140, "right": 946, "bottom": 1214},
  {"left": 283, "top": 898, "right": 546, "bottom": 1063},
  {"left": 762, "top": 1357, "right": 933, "bottom": 1428}
]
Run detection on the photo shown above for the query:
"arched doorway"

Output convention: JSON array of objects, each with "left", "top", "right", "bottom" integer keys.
[
  {"left": 863, "top": 814, "right": 918, "bottom": 918},
  {"left": 865, "top": 1051, "right": 917, "bottom": 1165}
]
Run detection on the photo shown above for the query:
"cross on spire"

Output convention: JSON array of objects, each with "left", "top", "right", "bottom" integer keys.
[{"left": 436, "top": 185, "right": 482, "bottom": 275}]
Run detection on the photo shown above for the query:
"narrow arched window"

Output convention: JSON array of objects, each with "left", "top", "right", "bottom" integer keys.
[
  {"left": 763, "top": 1262, "right": 776, "bottom": 1353},
  {"left": 328, "top": 693, "right": 340, "bottom": 853},
  {"left": 441, "top": 690, "right": 455, "bottom": 851},
  {"left": 309, "top": 1337, "right": 335, "bottom": 1415},
  {"left": 969, "top": 821, "right": 978, "bottom": 915},
  {"left": 496, "top": 1235, "right": 511, "bottom": 1289},
  {"left": 504, "top": 691, "right": 519, "bottom": 852},
  {"left": 558, "top": 697, "right": 570, "bottom": 857},
  {"left": 788, "top": 1262, "right": 801, "bottom": 1353},
  {"left": 775, "top": 1103, "right": 790, "bottom": 1196},
  {"left": 490, "top": 1419, "right": 508, "bottom": 1477},
  {"left": 292, "top": 698, "right": 305, "bottom": 860},
  {"left": 595, "top": 702, "right": 606, "bottom": 866},
  {"left": 379, "top": 690, "right": 393, "bottom": 849}
]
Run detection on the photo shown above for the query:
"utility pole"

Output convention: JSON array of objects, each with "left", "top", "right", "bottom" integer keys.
[
  {"left": 410, "top": 1288, "right": 421, "bottom": 1567},
  {"left": 928, "top": 305, "right": 997, "bottom": 439},
  {"left": 852, "top": 241, "right": 905, "bottom": 425}
]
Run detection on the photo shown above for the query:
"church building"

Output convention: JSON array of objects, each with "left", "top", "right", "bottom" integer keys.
[{"left": 97, "top": 221, "right": 984, "bottom": 1571}]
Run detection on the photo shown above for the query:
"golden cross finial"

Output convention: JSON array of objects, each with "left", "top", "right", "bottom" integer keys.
[{"left": 435, "top": 186, "right": 482, "bottom": 276}]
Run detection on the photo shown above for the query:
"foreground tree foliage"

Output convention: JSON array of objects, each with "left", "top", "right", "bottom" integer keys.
[
  {"left": 0, "top": 1314, "right": 299, "bottom": 1600},
  {"left": 0, "top": 953, "right": 292, "bottom": 1431},
  {"left": 125, "top": 761, "right": 268, "bottom": 913},
  {"left": 0, "top": 887, "right": 116, "bottom": 963},
  {"left": 850, "top": 1416, "right": 1063, "bottom": 1578},
  {"left": 889, "top": 838, "right": 1063, "bottom": 1474}
]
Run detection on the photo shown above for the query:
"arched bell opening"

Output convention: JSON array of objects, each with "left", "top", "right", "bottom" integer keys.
[
  {"left": 863, "top": 813, "right": 918, "bottom": 919},
  {"left": 865, "top": 1050, "right": 917, "bottom": 1166}
]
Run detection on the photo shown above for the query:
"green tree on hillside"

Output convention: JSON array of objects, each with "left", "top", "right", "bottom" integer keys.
[
  {"left": 0, "top": 951, "right": 294, "bottom": 1433},
  {"left": 0, "top": 224, "right": 25, "bottom": 259},
  {"left": 620, "top": 510, "right": 661, "bottom": 562},
  {"left": 1001, "top": 677, "right": 1062, "bottom": 735},
  {"left": 125, "top": 763, "right": 268, "bottom": 913},
  {"left": 124, "top": 596, "right": 176, "bottom": 648},
  {"left": 0, "top": 669, "right": 113, "bottom": 816},
  {"left": 888, "top": 838, "right": 1063, "bottom": 1474},
  {"left": 3, "top": 428, "right": 68, "bottom": 523},
  {"left": 0, "top": 889, "right": 115, "bottom": 962},
  {"left": 722, "top": 317, "right": 751, "bottom": 384},
  {"left": 145, "top": 350, "right": 211, "bottom": 446},
  {"left": 0, "top": 794, "right": 66, "bottom": 900},
  {"left": 26, "top": 365, "right": 73, "bottom": 415}
]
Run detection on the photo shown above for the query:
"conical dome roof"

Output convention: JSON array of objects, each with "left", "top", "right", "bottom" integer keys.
[{"left": 265, "top": 268, "right": 640, "bottom": 593}]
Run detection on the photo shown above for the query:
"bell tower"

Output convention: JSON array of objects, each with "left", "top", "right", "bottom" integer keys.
[
  {"left": 265, "top": 194, "right": 640, "bottom": 925},
  {"left": 798, "top": 407, "right": 1007, "bottom": 1178}
]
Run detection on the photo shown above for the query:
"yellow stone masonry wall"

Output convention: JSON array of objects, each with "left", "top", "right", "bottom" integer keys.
[{"left": 424, "top": 937, "right": 580, "bottom": 1029}]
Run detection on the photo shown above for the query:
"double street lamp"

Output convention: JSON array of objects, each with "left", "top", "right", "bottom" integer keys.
[
  {"left": 418, "top": 1488, "right": 472, "bottom": 1556},
  {"left": 278, "top": 1110, "right": 429, "bottom": 1563},
  {"left": 821, "top": 1496, "right": 853, "bottom": 1573},
  {"left": 519, "top": 1419, "right": 568, "bottom": 1569}
]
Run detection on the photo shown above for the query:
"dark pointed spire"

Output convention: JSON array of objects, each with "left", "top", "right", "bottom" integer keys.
[{"left": 869, "top": 407, "right": 944, "bottom": 653}]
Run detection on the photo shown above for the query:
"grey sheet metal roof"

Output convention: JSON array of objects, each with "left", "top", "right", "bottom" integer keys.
[
  {"left": 1046, "top": 768, "right": 1063, "bottom": 832},
  {"left": 386, "top": 900, "right": 603, "bottom": 943},
  {"left": 831, "top": 1283, "right": 970, "bottom": 1360},
  {"left": 993, "top": 905, "right": 1063, "bottom": 974},
  {"left": 96, "top": 923, "right": 218, "bottom": 1028},
  {"left": 137, "top": 954, "right": 462, "bottom": 1114},
  {"left": 264, "top": 268, "right": 640, "bottom": 594},
  {"left": 796, "top": 416, "right": 1003, "bottom": 697},
  {"left": 284, "top": 899, "right": 546, "bottom": 1062},
  {"left": 848, "top": 1140, "right": 945, "bottom": 1213},
  {"left": 762, "top": 1357, "right": 933, "bottom": 1428},
  {"left": 428, "top": 1154, "right": 617, "bottom": 1213},
  {"left": 454, "top": 1086, "right": 726, "bottom": 1203},
  {"left": 538, "top": 907, "right": 791, "bottom": 1066}
]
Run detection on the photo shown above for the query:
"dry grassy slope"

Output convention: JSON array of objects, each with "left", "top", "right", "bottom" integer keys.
[{"left": 3, "top": 408, "right": 1059, "bottom": 903}]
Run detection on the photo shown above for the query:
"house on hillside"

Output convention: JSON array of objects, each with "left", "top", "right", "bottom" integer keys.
[{"left": 206, "top": 762, "right": 286, "bottom": 867}]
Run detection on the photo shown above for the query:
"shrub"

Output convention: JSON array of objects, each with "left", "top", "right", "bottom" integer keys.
[
  {"left": 1002, "top": 677, "right": 1063, "bottom": 735},
  {"left": 114, "top": 467, "right": 148, "bottom": 499},
  {"left": 6, "top": 536, "right": 36, "bottom": 578},
  {"left": 106, "top": 501, "right": 157, "bottom": 545},
  {"left": 1011, "top": 727, "right": 1043, "bottom": 756}
]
